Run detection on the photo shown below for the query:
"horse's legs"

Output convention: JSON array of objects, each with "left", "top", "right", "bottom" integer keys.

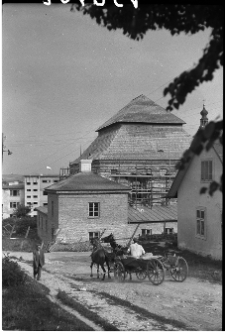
[
  {"left": 106, "top": 257, "right": 111, "bottom": 279},
  {"left": 90, "top": 262, "right": 93, "bottom": 277},
  {"left": 100, "top": 263, "right": 106, "bottom": 280},
  {"left": 97, "top": 264, "right": 100, "bottom": 279}
]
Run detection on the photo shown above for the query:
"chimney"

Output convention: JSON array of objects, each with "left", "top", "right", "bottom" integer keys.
[{"left": 79, "top": 159, "right": 92, "bottom": 172}]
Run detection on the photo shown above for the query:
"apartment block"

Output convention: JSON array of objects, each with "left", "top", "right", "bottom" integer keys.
[{"left": 24, "top": 174, "right": 59, "bottom": 217}]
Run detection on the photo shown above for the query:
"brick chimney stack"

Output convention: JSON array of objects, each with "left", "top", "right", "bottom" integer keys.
[{"left": 79, "top": 159, "right": 92, "bottom": 172}]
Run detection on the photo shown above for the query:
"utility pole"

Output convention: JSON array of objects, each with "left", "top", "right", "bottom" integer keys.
[{"left": 2, "top": 133, "right": 12, "bottom": 164}]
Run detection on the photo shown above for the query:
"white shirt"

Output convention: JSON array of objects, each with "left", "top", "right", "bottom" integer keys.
[{"left": 127, "top": 243, "right": 145, "bottom": 259}]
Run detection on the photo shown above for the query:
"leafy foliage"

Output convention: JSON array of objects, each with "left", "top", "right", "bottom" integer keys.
[
  {"left": 71, "top": 4, "right": 223, "bottom": 195},
  {"left": 2, "top": 253, "right": 27, "bottom": 287},
  {"left": 71, "top": 4, "right": 223, "bottom": 110},
  {"left": 13, "top": 204, "right": 31, "bottom": 218}
]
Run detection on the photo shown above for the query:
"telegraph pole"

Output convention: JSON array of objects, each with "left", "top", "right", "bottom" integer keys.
[{"left": 2, "top": 133, "right": 12, "bottom": 164}]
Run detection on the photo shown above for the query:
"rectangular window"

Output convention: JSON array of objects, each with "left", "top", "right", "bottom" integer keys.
[
  {"left": 26, "top": 182, "right": 31, "bottom": 185},
  {"left": 10, "top": 202, "right": 19, "bottom": 208},
  {"left": 42, "top": 180, "right": 47, "bottom": 183},
  {"left": 89, "top": 231, "right": 100, "bottom": 240},
  {"left": 141, "top": 229, "right": 152, "bottom": 235},
  {"left": 33, "top": 189, "right": 38, "bottom": 192},
  {"left": 27, "top": 202, "right": 31, "bottom": 205},
  {"left": 33, "top": 202, "right": 38, "bottom": 205},
  {"left": 196, "top": 208, "right": 206, "bottom": 238},
  {"left": 201, "top": 160, "right": 213, "bottom": 181},
  {"left": 33, "top": 182, "right": 38, "bottom": 185},
  {"left": 165, "top": 228, "right": 174, "bottom": 235},
  {"left": 27, "top": 195, "right": 31, "bottom": 198},
  {"left": 43, "top": 191, "right": 48, "bottom": 195},
  {"left": 43, "top": 203, "right": 48, "bottom": 206},
  {"left": 10, "top": 190, "right": 20, "bottom": 196},
  {"left": 54, "top": 180, "right": 58, "bottom": 183},
  {"left": 27, "top": 189, "right": 31, "bottom": 192},
  {"left": 88, "top": 202, "right": 100, "bottom": 217},
  {"left": 33, "top": 195, "right": 38, "bottom": 198}
]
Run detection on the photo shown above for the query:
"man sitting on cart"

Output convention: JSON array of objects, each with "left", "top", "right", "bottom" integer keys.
[{"left": 127, "top": 238, "right": 145, "bottom": 259}]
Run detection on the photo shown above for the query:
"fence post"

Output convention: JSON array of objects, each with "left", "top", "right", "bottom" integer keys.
[
  {"left": 9, "top": 225, "right": 15, "bottom": 239},
  {"left": 25, "top": 226, "right": 30, "bottom": 239}
]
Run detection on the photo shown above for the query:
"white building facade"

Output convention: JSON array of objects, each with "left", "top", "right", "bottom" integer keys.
[{"left": 24, "top": 175, "right": 59, "bottom": 217}]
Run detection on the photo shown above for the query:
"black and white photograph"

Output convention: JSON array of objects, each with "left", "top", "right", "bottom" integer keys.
[{"left": 2, "top": 3, "right": 222, "bottom": 331}]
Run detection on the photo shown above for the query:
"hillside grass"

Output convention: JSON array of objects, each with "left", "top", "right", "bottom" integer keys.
[{"left": 2, "top": 277, "right": 94, "bottom": 331}]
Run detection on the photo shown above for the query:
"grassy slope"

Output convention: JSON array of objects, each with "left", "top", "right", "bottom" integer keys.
[{"left": 2, "top": 277, "right": 94, "bottom": 331}]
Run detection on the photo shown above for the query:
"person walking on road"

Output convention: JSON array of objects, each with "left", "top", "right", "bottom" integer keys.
[{"left": 33, "top": 243, "right": 45, "bottom": 281}]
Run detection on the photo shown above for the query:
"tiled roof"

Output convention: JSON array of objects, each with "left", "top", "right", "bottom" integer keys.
[
  {"left": 128, "top": 203, "right": 177, "bottom": 223},
  {"left": 71, "top": 124, "right": 191, "bottom": 164},
  {"left": 2, "top": 184, "right": 24, "bottom": 190},
  {"left": 45, "top": 172, "right": 130, "bottom": 193},
  {"left": 36, "top": 206, "right": 48, "bottom": 214},
  {"left": 24, "top": 174, "right": 59, "bottom": 177},
  {"left": 97, "top": 94, "right": 186, "bottom": 131}
]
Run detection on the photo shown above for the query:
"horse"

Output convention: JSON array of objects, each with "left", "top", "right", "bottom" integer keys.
[
  {"left": 101, "top": 233, "right": 128, "bottom": 256},
  {"left": 90, "top": 237, "right": 111, "bottom": 281},
  {"left": 101, "top": 233, "right": 133, "bottom": 280}
]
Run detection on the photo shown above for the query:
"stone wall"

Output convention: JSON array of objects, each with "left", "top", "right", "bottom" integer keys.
[{"left": 56, "top": 193, "right": 130, "bottom": 243}]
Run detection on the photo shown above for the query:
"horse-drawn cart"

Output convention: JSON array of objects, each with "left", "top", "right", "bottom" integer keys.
[{"left": 114, "top": 255, "right": 165, "bottom": 285}]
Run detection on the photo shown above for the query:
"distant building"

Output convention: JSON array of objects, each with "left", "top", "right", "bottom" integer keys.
[
  {"left": 36, "top": 160, "right": 177, "bottom": 246},
  {"left": 167, "top": 107, "right": 222, "bottom": 260},
  {"left": 24, "top": 174, "right": 59, "bottom": 217},
  {"left": 40, "top": 160, "right": 130, "bottom": 244},
  {"left": 69, "top": 94, "right": 191, "bottom": 207},
  {"left": 2, "top": 180, "right": 25, "bottom": 218}
]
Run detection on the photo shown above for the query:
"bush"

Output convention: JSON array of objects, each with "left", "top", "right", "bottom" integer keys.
[
  {"left": 2, "top": 216, "right": 39, "bottom": 240},
  {"left": 2, "top": 253, "right": 27, "bottom": 287},
  {"left": 50, "top": 241, "right": 92, "bottom": 252}
]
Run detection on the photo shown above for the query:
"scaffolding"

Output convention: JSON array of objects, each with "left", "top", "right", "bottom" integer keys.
[{"left": 109, "top": 161, "right": 175, "bottom": 208}]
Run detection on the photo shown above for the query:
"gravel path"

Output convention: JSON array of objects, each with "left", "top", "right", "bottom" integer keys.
[{"left": 8, "top": 251, "right": 222, "bottom": 331}]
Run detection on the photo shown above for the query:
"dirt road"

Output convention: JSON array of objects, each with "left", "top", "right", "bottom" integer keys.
[{"left": 8, "top": 251, "right": 222, "bottom": 331}]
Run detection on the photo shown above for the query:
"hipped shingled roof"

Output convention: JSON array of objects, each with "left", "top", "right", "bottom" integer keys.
[
  {"left": 71, "top": 95, "right": 191, "bottom": 165},
  {"left": 45, "top": 172, "right": 130, "bottom": 193},
  {"left": 97, "top": 94, "right": 185, "bottom": 131}
]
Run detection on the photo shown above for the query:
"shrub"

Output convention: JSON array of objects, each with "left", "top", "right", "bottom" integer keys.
[{"left": 2, "top": 253, "right": 27, "bottom": 287}]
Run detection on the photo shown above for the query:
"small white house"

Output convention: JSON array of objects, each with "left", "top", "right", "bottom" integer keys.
[{"left": 168, "top": 142, "right": 222, "bottom": 260}]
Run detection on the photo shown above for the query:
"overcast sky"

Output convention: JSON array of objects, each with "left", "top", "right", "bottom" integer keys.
[{"left": 2, "top": 4, "right": 223, "bottom": 175}]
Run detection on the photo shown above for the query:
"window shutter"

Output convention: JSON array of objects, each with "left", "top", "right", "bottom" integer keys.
[
  {"left": 205, "top": 161, "right": 209, "bottom": 180},
  {"left": 209, "top": 161, "right": 212, "bottom": 180},
  {"left": 201, "top": 162, "right": 205, "bottom": 180}
]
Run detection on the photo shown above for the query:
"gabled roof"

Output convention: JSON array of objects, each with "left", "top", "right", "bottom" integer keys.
[
  {"left": 97, "top": 94, "right": 186, "bottom": 131},
  {"left": 128, "top": 203, "right": 177, "bottom": 223},
  {"left": 213, "top": 142, "right": 223, "bottom": 162},
  {"left": 45, "top": 172, "right": 130, "bottom": 193},
  {"left": 167, "top": 141, "right": 223, "bottom": 198},
  {"left": 36, "top": 206, "right": 48, "bottom": 214}
]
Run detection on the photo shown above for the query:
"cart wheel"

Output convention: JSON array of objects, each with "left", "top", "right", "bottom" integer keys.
[
  {"left": 147, "top": 259, "right": 164, "bottom": 285},
  {"left": 114, "top": 261, "right": 125, "bottom": 282},
  {"left": 136, "top": 270, "right": 147, "bottom": 280},
  {"left": 170, "top": 257, "right": 188, "bottom": 282}
]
